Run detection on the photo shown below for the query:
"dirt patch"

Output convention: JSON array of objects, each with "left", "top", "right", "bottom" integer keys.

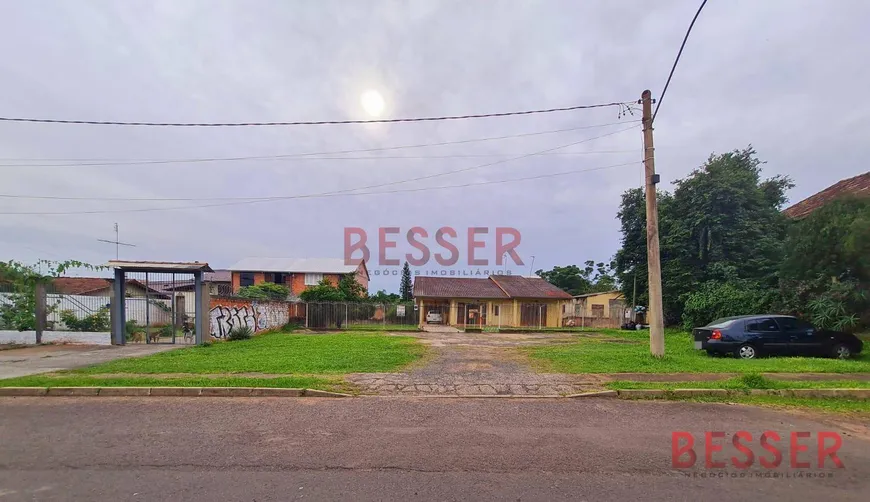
[{"left": 0, "top": 344, "right": 109, "bottom": 357}]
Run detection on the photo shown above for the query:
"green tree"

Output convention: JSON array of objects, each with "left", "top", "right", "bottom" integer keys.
[
  {"left": 536, "top": 261, "right": 617, "bottom": 296},
  {"left": 614, "top": 147, "right": 792, "bottom": 324},
  {"left": 400, "top": 262, "right": 413, "bottom": 301},
  {"left": 779, "top": 197, "right": 870, "bottom": 330},
  {"left": 237, "top": 282, "right": 290, "bottom": 300},
  {"left": 299, "top": 278, "right": 345, "bottom": 302},
  {"left": 0, "top": 260, "right": 104, "bottom": 331},
  {"left": 338, "top": 273, "right": 367, "bottom": 299},
  {"left": 370, "top": 289, "right": 400, "bottom": 303}
]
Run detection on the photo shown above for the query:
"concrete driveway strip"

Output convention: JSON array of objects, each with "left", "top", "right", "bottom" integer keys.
[
  {"left": 0, "top": 397, "right": 867, "bottom": 501},
  {"left": 0, "top": 344, "right": 182, "bottom": 379}
]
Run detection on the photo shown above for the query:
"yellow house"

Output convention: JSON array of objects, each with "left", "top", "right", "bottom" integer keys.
[
  {"left": 570, "top": 290, "right": 626, "bottom": 325},
  {"left": 413, "top": 275, "right": 572, "bottom": 329}
]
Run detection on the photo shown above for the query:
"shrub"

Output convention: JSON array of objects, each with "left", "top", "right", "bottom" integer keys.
[
  {"left": 681, "top": 281, "right": 772, "bottom": 330},
  {"left": 59, "top": 308, "right": 110, "bottom": 332},
  {"left": 237, "top": 283, "right": 290, "bottom": 300},
  {"left": 158, "top": 324, "right": 175, "bottom": 339},
  {"left": 227, "top": 325, "right": 254, "bottom": 341}
]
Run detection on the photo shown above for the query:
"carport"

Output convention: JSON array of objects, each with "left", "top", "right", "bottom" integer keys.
[{"left": 107, "top": 260, "right": 212, "bottom": 345}]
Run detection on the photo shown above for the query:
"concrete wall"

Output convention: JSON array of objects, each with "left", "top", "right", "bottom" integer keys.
[
  {"left": 208, "top": 297, "right": 290, "bottom": 339},
  {"left": 572, "top": 292, "right": 625, "bottom": 318},
  {"left": 0, "top": 330, "right": 112, "bottom": 345}
]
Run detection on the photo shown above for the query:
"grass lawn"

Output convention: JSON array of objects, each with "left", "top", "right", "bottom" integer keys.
[
  {"left": 71, "top": 331, "right": 426, "bottom": 375},
  {"left": 526, "top": 328, "right": 870, "bottom": 373},
  {"left": 606, "top": 374, "right": 870, "bottom": 390},
  {"left": 0, "top": 374, "right": 346, "bottom": 391}
]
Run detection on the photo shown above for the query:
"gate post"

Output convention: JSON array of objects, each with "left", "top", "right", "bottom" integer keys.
[
  {"left": 112, "top": 269, "right": 126, "bottom": 345},
  {"left": 34, "top": 283, "right": 46, "bottom": 344},
  {"left": 194, "top": 271, "right": 204, "bottom": 344}
]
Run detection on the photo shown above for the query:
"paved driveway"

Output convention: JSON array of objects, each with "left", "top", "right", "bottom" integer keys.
[
  {"left": 347, "top": 330, "right": 602, "bottom": 395},
  {"left": 0, "top": 344, "right": 182, "bottom": 379}
]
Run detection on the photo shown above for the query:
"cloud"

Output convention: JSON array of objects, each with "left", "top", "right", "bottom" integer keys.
[{"left": 0, "top": 0, "right": 868, "bottom": 292}]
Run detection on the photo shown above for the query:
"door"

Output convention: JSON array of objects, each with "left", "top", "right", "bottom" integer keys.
[
  {"left": 744, "top": 317, "right": 787, "bottom": 355},
  {"left": 779, "top": 317, "right": 824, "bottom": 355}
]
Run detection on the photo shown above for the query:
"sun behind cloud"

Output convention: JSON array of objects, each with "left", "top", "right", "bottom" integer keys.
[{"left": 360, "top": 89, "right": 385, "bottom": 117}]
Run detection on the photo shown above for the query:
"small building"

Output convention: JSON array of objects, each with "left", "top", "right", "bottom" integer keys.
[
  {"left": 51, "top": 277, "right": 169, "bottom": 299},
  {"left": 568, "top": 290, "right": 626, "bottom": 328},
  {"left": 413, "top": 275, "right": 572, "bottom": 329},
  {"left": 227, "top": 258, "right": 369, "bottom": 297}
]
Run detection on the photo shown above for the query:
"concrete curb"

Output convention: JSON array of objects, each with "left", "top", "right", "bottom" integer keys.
[
  {"left": 566, "top": 390, "right": 618, "bottom": 398},
  {"left": 0, "top": 387, "right": 350, "bottom": 397},
  {"left": 614, "top": 388, "right": 870, "bottom": 400},
  {"left": 1, "top": 387, "right": 867, "bottom": 399}
]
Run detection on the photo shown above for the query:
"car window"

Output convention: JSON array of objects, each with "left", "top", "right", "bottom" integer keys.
[
  {"left": 706, "top": 319, "right": 735, "bottom": 329},
  {"left": 777, "top": 317, "right": 799, "bottom": 330},
  {"left": 746, "top": 318, "right": 779, "bottom": 332}
]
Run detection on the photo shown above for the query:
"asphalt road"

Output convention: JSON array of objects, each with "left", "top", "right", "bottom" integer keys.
[{"left": 1, "top": 397, "right": 868, "bottom": 501}]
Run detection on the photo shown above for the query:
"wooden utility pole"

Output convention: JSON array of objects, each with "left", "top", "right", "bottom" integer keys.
[{"left": 641, "top": 90, "right": 665, "bottom": 357}]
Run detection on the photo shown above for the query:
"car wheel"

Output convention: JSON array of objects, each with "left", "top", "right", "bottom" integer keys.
[
  {"left": 737, "top": 344, "right": 757, "bottom": 360},
  {"left": 832, "top": 343, "right": 852, "bottom": 359}
]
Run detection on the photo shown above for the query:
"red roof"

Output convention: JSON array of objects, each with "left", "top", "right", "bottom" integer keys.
[
  {"left": 783, "top": 172, "right": 870, "bottom": 219},
  {"left": 51, "top": 277, "right": 169, "bottom": 298},
  {"left": 51, "top": 277, "right": 112, "bottom": 295},
  {"left": 490, "top": 275, "right": 573, "bottom": 299},
  {"left": 413, "top": 275, "right": 571, "bottom": 300},
  {"left": 413, "top": 277, "right": 508, "bottom": 299}
]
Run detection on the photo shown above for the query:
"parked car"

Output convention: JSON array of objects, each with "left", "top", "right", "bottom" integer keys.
[
  {"left": 693, "top": 315, "right": 863, "bottom": 359},
  {"left": 426, "top": 311, "right": 443, "bottom": 324}
]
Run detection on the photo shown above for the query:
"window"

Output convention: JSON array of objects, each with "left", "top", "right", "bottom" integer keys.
[
  {"left": 494, "top": 305, "right": 500, "bottom": 316},
  {"left": 304, "top": 273, "right": 323, "bottom": 286},
  {"left": 239, "top": 272, "right": 255, "bottom": 287},
  {"left": 777, "top": 317, "right": 813, "bottom": 331},
  {"left": 591, "top": 304, "right": 604, "bottom": 318},
  {"left": 272, "top": 273, "right": 286, "bottom": 284},
  {"left": 746, "top": 318, "right": 779, "bottom": 332}
]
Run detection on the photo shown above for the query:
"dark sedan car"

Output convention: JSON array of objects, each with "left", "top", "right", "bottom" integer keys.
[{"left": 693, "top": 315, "right": 863, "bottom": 359}]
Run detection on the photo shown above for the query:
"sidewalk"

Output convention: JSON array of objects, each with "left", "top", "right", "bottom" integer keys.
[{"left": 0, "top": 344, "right": 183, "bottom": 379}]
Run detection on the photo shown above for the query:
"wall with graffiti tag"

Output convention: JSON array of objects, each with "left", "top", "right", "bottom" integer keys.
[{"left": 209, "top": 298, "right": 290, "bottom": 339}]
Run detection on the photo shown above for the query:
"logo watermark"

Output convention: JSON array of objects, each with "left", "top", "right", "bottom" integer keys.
[
  {"left": 672, "top": 431, "right": 844, "bottom": 476},
  {"left": 344, "top": 227, "right": 524, "bottom": 273}
]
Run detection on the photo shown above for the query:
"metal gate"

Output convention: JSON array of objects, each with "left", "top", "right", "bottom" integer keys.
[{"left": 123, "top": 272, "right": 196, "bottom": 344}]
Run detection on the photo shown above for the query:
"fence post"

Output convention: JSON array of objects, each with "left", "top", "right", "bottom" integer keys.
[
  {"left": 34, "top": 283, "right": 46, "bottom": 344},
  {"left": 305, "top": 302, "right": 309, "bottom": 328},
  {"left": 345, "top": 303, "right": 348, "bottom": 330}
]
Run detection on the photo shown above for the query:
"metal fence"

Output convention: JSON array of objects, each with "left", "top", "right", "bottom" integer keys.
[{"left": 302, "top": 301, "right": 418, "bottom": 329}]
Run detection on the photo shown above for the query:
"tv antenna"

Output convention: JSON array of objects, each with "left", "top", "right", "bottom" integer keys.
[{"left": 97, "top": 223, "right": 136, "bottom": 259}]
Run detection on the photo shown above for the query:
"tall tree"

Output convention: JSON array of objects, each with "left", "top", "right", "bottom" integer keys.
[
  {"left": 614, "top": 147, "right": 792, "bottom": 325},
  {"left": 536, "top": 262, "right": 617, "bottom": 296},
  {"left": 399, "top": 262, "right": 413, "bottom": 301}
]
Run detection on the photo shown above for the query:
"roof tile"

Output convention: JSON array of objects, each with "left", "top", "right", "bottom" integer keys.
[{"left": 783, "top": 172, "right": 870, "bottom": 219}]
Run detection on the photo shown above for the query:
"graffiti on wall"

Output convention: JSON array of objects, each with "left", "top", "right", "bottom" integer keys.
[{"left": 209, "top": 301, "right": 290, "bottom": 339}]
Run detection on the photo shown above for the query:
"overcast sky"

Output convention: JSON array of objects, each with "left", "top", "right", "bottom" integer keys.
[{"left": 1, "top": 0, "right": 868, "bottom": 292}]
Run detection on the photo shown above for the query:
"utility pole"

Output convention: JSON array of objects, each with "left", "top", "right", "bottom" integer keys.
[
  {"left": 98, "top": 223, "right": 136, "bottom": 260},
  {"left": 641, "top": 90, "right": 665, "bottom": 357}
]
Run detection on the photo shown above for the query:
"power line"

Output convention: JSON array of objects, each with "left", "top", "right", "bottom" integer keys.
[
  {"left": 652, "top": 0, "right": 709, "bottom": 122},
  {"left": 0, "top": 120, "right": 638, "bottom": 167},
  {"left": 0, "top": 124, "right": 639, "bottom": 202},
  {"left": 0, "top": 160, "right": 639, "bottom": 215},
  {"left": 0, "top": 101, "right": 633, "bottom": 127}
]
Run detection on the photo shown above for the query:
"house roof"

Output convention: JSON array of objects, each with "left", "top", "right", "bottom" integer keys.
[
  {"left": 205, "top": 270, "right": 231, "bottom": 282},
  {"left": 490, "top": 275, "right": 574, "bottom": 299},
  {"left": 51, "top": 277, "right": 113, "bottom": 295},
  {"left": 51, "top": 277, "right": 170, "bottom": 298},
  {"left": 227, "top": 257, "right": 361, "bottom": 274},
  {"left": 783, "top": 172, "right": 870, "bottom": 219},
  {"left": 413, "top": 275, "right": 572, "bottom": 300},
  {"left": 413, "top": 277, "right": 508, "bottom": 299},
  {"left": 573, "top": 290, "right": 623, "bottom": 299},
  {"left": 105, "top": 260, "right": 213, "bottom": 272}
]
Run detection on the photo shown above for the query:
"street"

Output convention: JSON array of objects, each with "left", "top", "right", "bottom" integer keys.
[{"left": 1, "top": 397, "right": 868, "bottom": 501}]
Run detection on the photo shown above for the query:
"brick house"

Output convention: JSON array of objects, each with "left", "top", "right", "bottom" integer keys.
[
  {"left": 413, "top": 275, "right": 572, "bottom": 328},
  {"left": 227, "top": 258, "right": 369, "bottom": 297}
]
